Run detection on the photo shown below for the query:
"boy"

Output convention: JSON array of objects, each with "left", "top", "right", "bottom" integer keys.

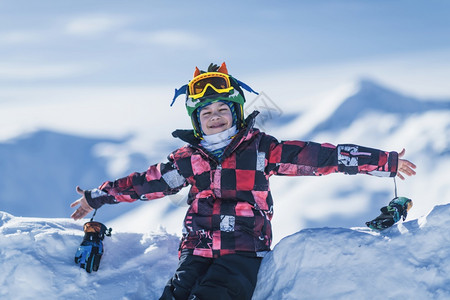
[{"left": 71, "top": 62, "right": 416, "bottom": 300}]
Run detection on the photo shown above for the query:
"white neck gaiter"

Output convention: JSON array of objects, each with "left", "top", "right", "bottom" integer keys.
[{"left": 200, "top": 125, "right": 238, "bottom": 152}]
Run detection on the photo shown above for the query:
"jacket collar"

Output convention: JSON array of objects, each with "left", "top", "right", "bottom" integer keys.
[{"left": 172, "top": 110, "right": 260, "bottom": 162}]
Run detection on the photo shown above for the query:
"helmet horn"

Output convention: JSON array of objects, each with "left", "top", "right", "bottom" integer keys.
[
  {"left": 218, "top": 62, "right": 228, "bottom": 74},
  {"left": 193, "top": 67, "right": 201, "bottom": 78}
]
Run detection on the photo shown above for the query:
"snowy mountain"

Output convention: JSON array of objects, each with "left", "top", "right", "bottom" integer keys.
[
  {"left": 0, "top": 130, "right": 149, "bottom": 221},
  {"left": 2, "top": 203, "right": 450, "bottom": 299},
  {"left": 307, "top": 79, "right": 450, "bottom": 137}
]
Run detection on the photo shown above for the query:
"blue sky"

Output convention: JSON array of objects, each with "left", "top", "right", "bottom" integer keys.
[{"left": 1, "top": 0, "right": 449, "bottom": 90}]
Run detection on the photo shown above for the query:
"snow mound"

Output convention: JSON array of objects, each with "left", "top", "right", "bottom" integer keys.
[
  {"left": 2, "top": 204, "right": 450, "bottom": 299},
  {"left": 253, "top": 204, "right": 450, "bottom": 300},
  {"left": 0, "top": 213, "right": 180, "bottom": 300}
]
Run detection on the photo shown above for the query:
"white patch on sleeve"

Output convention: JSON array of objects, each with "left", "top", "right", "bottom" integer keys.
[
  {"left": 162, "top": 169, "right": 186, "bottom": 188},
  {"left": 91, "top": 188, "right": 107, "bottom": 198},
  {"left": 220, "top": 215, "right": 235, "bottom": 232},
  {"left": 368, "top": 170, "right": 391, "bottom": 177},
  {"left": 256, "top": 151, "right": 266, "bottom": 172},
  {"left": 337, "top": 145, "right": 359, "bottom": 167}
]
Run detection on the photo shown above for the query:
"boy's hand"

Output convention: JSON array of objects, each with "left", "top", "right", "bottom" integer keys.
[
  {"left": 70, "top": 186, "right": 94, "bottom": 220},
  {"left": 397, "top": 149, "right": 417, "bottom": 180}
]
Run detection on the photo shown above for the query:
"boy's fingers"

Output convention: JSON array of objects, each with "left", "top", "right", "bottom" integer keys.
[
  {"left": 397, "top": 172, "right": 405, "bottom": 180},
  {"left": 398, "top": 160, "right": 417, "bottom": 176},
  {"left": 71, "top": 207, "right": 89, "bottom": 220},
  {"left": 71, "top": 209, "right": 82, "bottom": 220},
  {"left": 407, "top": 161, "right": 417, "bottom": 170},
  {"left": 70, "top": 199, "right": 80, "bottom": 208},
  {"left": 406, "top": 166, "right": 416, "bottom": 176},
  {"left": 397, "top": 160, "right": 417, "bottom": 181},
  {"left": 71, "top": 211, "right": 78, "bottom": 220}
]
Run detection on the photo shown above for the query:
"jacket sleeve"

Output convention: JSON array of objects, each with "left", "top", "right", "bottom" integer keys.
[
  {"left": 85, "top": 153, "right": 188, "bottom": 209},
  {"left": 266, "top": 139, "right": 398, "bottom": 177}
]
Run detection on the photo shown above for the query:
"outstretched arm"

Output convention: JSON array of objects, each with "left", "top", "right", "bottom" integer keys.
[
  {"left": 266, "top": 139, "right": 399, "bottom": 177},
  {"left": 70, "top": 156, "right": 188, "bottom": 220},
  {"left": 397, "top": 149, "right": 417, "bottom": 180}
]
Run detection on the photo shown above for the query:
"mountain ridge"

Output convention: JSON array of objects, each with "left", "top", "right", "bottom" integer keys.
[
  {"left": 0, "top": 130, "right": 147, "bottom": 220},
  {"left": 307, "top": 78, "right": 450, "bottom": 137}
]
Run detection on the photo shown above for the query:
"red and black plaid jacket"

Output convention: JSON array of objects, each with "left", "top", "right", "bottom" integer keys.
[{"left": 86, "top": 111, "right": 398, "bottom": 258}]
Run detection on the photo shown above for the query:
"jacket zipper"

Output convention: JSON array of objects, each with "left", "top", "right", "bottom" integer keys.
[
  {"left": 254, "top": 202, "right": 268, "bottom": 241},
  {"left": 213, "top": 164, "right": 222, "bottom": 198}
]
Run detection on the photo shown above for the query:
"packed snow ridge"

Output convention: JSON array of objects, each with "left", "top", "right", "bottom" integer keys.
[{"left": 1, "top": 203, "right": 450, "bottom": 300}]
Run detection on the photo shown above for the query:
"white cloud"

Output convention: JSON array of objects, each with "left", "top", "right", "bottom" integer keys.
[
  {"left": 65, "top": 14, "right": 129, "bottom": 36},
  {"left": 0, "top": 30, "right": 47, "bottom": 44},
  {"left": 0, "top": 62, "right": 90, "bottom": 80},
  {"left": 0, "top": 15, "right": 129, "bottom": 44},
  {"left": 118, "top": 29, "right": 206, "bottom": 48}
]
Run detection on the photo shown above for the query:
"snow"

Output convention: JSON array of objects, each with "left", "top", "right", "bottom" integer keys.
[
  {"left": 0, "top": 212, "right": 180, "bottom": 300},
  {"left": 2, "top": 203, "right": 450, "bottom": 299},
  {"left": 254, "top": 204, "right": 450, "bottom": 300}
]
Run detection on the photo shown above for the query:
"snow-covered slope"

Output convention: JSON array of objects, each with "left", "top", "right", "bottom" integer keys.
[
  {"left": 254, "top": 204, "right": 450, "bottom": 300},
  {"left": 2, "top": 203, "right": 450, "bottom": 299},
  {"left": 0, "top": 211, "right": 180, "bottom": 300}
]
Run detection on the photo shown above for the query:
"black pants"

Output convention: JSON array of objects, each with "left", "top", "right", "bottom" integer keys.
[{"left": 159, "top": 253, "right": 262, "bottom": 300}]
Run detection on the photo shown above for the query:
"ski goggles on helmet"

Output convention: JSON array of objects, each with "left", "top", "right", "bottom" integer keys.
[
  {"left": 188, "top": 72, "right": 234, "bottom": 99},
  {"left": 83, "top": 221, "right": 112, "bottom": 240}
]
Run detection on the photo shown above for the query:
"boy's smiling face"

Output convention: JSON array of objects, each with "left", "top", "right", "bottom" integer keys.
[{"left": 199, "top": 101, "right": 233, "bottom": 135}]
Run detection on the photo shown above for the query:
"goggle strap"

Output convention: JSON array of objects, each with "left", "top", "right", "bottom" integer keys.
[
  {"left": 170, "top": 84, "right": 188, "bottom": 106},
  {"left": 170, "top": 78, "right": 258, "bottom": 107},
  {"left": 235, "top": 78, "right": 259, "bottom": 95}
]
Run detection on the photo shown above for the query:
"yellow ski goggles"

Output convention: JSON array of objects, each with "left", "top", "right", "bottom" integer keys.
[{"left": 188, "top": 72, "right": 234, "bottom": 99}]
